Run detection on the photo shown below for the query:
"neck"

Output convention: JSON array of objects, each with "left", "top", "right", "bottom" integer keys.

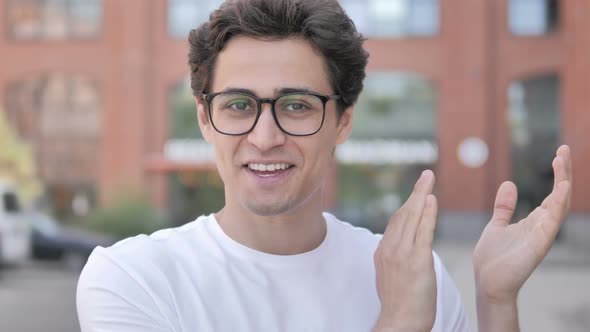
[{"left": 215, "top": 190, "right": 327, "bottom": 255}]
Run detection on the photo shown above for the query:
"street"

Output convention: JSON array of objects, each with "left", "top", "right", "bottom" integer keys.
[
  {"left": 0, "top": 242, "right": 588, "bottom": 332},
  {"left": 0, "top": 261, "right": 80, "bottom": 332},
  {"left": 435, "top": 241, "right": 590, "bottom": 332}
]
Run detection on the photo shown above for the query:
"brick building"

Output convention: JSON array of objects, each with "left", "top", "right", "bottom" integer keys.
[{"left": 0, "top": 0, "right": 588, "bottom": 235}]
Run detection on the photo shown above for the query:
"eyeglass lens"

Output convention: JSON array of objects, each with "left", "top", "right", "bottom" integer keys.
[{"left": 209, "top": 93, "right": 325, "bottom": 135}]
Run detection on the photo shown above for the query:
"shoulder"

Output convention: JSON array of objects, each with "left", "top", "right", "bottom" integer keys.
[
  {"left": 323, "top": 212, "right": 382, "bottom": 253},
  {"left": 108, "top": 214, "right": 212, "bottom": 258},
  {"left": 75, "top": 214, "right": 216, "bottom": 332},
  {"left": 76, "top": 215, "right": 216, "bottom": 329},
  {"left": 79, "top": 214, "right": 214, "bottom": 286}
]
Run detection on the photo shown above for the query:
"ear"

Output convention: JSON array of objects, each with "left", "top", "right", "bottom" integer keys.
[
  {"left": 335, "top": 106, "right": 354, "bottom": 144},
  {"left": 196, "top": 97, "right": 214, "bottom": 143}
]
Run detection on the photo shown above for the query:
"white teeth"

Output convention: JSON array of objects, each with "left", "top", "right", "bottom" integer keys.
[{"left": 247, "top": 163, "right": 292, "bottom": 171}]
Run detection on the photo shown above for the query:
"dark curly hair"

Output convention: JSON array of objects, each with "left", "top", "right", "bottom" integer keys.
[{"left": 187, "top": 0, "right": 369, "bottom": 114}]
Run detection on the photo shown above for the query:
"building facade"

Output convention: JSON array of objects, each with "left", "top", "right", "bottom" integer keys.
[{"left": 0, "top": 0, "right": 588, "bottom": 234}]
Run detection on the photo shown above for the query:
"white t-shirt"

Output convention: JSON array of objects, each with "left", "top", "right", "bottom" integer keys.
[{"left": 77, "top": 213, "right": 469, "bottom": 332}]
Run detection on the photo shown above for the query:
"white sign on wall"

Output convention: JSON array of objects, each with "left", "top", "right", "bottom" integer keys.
[
  {"left": 336, "top": 139, "right": 438, "bottom": 165},
  {"left": 457, "top": 137, "right": 489, "bottom": 168},
  {"left": 165, "top": 139, "right": 215, "bottom": 162},
  {"left": 164, "top": 139, "right": 438, "bottom": 165}
]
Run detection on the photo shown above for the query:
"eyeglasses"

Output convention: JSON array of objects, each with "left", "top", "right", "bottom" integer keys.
[{"left": 202, "top": 91, "right": 341, "bottom": 136}]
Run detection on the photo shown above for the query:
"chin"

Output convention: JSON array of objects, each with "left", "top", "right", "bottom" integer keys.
[{"left": 243, "top": 200, "right": 297, "bottom": 217}]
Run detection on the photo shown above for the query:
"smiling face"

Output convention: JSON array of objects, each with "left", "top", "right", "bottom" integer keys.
[{"left": 197, "top": 36, "right": 353, "bottom": 218}]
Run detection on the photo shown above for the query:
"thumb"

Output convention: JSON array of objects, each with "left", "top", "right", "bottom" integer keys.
[{"left": 491, "top": 181, "right": 518, "bottom": 226}]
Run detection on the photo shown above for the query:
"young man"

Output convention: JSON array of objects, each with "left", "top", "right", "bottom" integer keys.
[{"left": 77, "top": 1, "right": 573, "bottom": 331}]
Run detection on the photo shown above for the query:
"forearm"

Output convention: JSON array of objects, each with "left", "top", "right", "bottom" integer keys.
[
  {"left": 475, "top": 290, "right": 519, "bottom": 332},
  {"left": 372, "top": 315, "right": 431, "bottom": 332},
  {"left": 372, "top": 325, "right": 426, "bottom": 332}
]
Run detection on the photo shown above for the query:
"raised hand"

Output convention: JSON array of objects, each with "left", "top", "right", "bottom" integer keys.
[
  {"left": 473, "top": 145, "right": 572, "bottom": 331},
  {"left": 373, "top": 170, "right": 438, "bottom": 332}
]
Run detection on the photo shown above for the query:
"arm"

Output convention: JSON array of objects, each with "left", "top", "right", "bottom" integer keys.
[
  {"left": 473, "top": 145, "right": 572, "bottom": 332},
  {"left": 77, "top": 249, "right": 174, "bottom": 332}
]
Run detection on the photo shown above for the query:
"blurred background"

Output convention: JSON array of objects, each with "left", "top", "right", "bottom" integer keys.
[{"left": 0, "top": 0, "right": 588, "bottom": 331}]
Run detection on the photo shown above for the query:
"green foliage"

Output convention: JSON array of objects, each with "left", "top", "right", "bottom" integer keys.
[
  {"left": 83, "top": 197, "right": 166, "bottom": 239},
  {"left": 0, "top": 108, "right": 42, "bottom": 203},
  {"left": 368, "top": 95, "right": 396, "bottom": 116},
  {"left": 168, "top": 171, "right": 225, "bottom": 226},
  {"left": 170, "top": 79, "right": 203, "bottom": 139}
]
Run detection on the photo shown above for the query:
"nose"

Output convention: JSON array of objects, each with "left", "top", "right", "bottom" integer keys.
[{"left": 246, "top": 104, "right": 287, "bottom": 151}]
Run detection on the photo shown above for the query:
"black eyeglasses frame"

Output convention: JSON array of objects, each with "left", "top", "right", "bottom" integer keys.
[{"left": 201, "top": 91, "right": 341, "bottom": 136}]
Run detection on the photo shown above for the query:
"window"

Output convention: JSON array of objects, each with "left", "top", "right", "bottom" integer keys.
[
  {"left": 165, "top": 77, "right": 213, "bottom": 163},
  {"left": 169, "top": 78, "right": 202, "bottom": 140},
  {"left": 4, "top": 73, "right": 101, "bottom": 217},
  {"left": 509, "top": 0, "right": 559, "bottom": 36},
  {"left": 340, "top": 0, "right": 439, "bottom": 38},
  {"left": 7, "top": 0, "right": 102, "bottom": 40},
  {"left": 508, "top": 73, "right": 560, "bottom": 218},
  {"left": 167, "top": 77, "right": 222, "bottom": 225},
  {"left": 350, "top": 73, "right": 437, "bottom": 140},
  {"left": 168, "top": 0, "right": 223, "bottom": 38},
  {"left": 334, "top": 73, "right": 437, "bottom": 232}
]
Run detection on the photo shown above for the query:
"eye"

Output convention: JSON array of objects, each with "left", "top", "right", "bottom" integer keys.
[
  {"left": 284, "top": 102, "right": 309, "bottom": 112},
  {"left": 228, "top": 99, "right": 253, "bottom": 112},
  {"left": 277, "top": 94, "right": 320, "bottom": 113}
]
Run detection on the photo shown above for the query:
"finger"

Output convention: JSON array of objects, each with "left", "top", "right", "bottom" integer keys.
[
  {"left": 552, "top": 156, "right": 567, "bottom": 190},
  {"left": 556, "top": 145, "right": 572, "bottom": 183},
  {"left": 544, "top": 147, "right": 572, "bottom": 210},
  {"left": 399, "top": 170, "right": 435, "bottom": 247},
  {"left": 382, "top": 170, "right": 434, "bottom": 244},
  {"left": 533, "top": 181, "right": 570, "bottom": 239},
  {"left": 491, "top": 181, "right": 518, "bottom": 226},
  {"left": 556, "top": 145, "right": 573, "bottom": 209},
  {"left": 416, "top": 194, "right": 438, "bottom": 249},
  {"left": 403, "top": 170, "right": 436, "bottom": 208},
  {"left": 541, "top": 195, "right": 550, "bottom": 209},
  {"left": 546, "top": 180, "right": 570, "bottom": 226},
  {"left": 543, "top": 156, "right": 565, "bottom": 209}
]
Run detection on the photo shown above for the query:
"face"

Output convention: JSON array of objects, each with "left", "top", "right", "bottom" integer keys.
[{"left": 197, "top": 36, "right": 353, "bottom": 217}]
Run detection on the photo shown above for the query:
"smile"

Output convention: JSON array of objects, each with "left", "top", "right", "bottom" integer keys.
[
  {"left": 245, "top": 162, "right": 295, "bottom": 179},
  {"left": 248, "top": 163, "right": 293, "bottom": 171}
]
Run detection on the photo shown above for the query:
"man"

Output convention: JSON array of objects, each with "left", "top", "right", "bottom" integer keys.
[{"left": 77, "top": 0, "right": 573, "bottom": 331}]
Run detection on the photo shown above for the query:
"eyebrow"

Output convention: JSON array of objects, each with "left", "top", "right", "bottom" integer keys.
[
  {"left": 221, "top": 87, "right": 257, "bottom": 95},
  {"left": 276, "top": 87, "right": 319, "bottom": 95},
  {"left": 221, "top": 86, "right": 323, "bottom": 97}
]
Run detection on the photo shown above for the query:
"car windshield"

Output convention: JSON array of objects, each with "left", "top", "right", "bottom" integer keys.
[
  {"left": 33, "top": 214, "right": 61, "bottom": 235},
  {"left": 3, "top": 192, "right": 21, "bottom": 213}
]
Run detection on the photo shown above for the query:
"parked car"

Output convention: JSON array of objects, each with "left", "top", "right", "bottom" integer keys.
[
  {"left": 29, "top": 212, "right": 116, "bottom": 271},
  {"left": 0, "top": 183, "right": 32, "bottom": 266}
]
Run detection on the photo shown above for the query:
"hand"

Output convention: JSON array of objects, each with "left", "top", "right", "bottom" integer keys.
[
  {"left": 473, "top": 145, "right": 572, "bottom": 303},
  {"left": 373, "top": 170, "right": 438, "bottom": 332}
]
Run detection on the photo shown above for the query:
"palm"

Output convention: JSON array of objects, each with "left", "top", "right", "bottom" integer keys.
[
  {"left": 473, "top": 146, "right": 572, "bottom": 302},
  {"left": 474, "top": 204, "right": 560, "bottom": 299}
]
